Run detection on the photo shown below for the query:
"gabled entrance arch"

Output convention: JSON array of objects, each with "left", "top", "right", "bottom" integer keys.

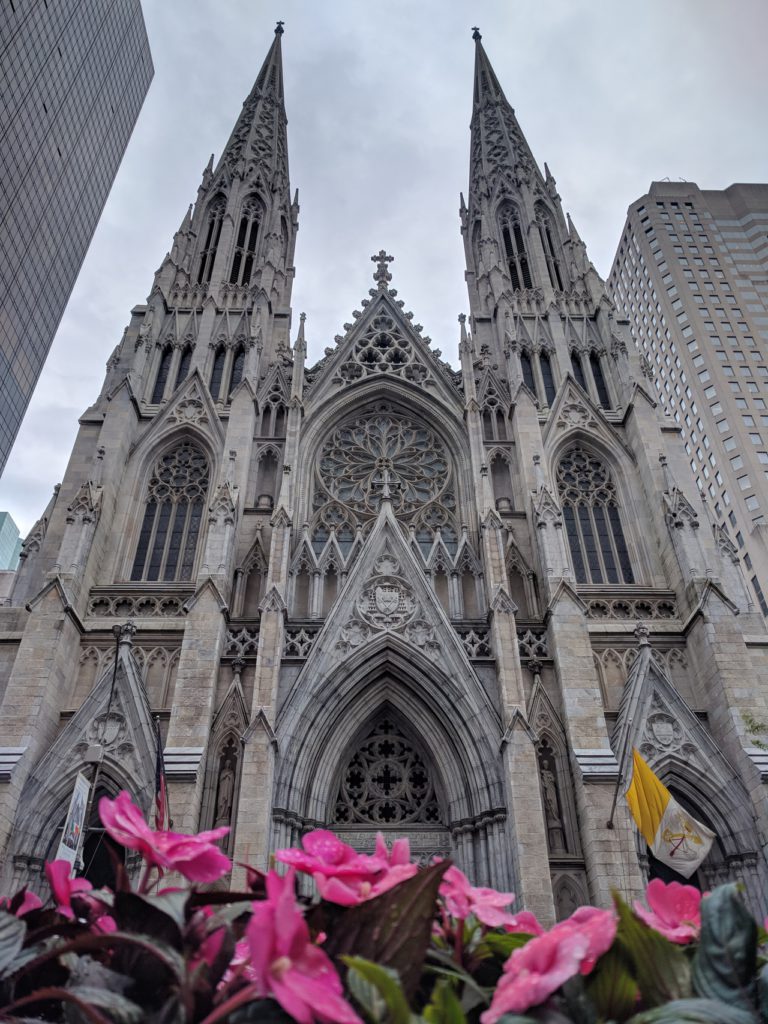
[{"left": 272, "top": 636, "right": 514, "bottom": 889}]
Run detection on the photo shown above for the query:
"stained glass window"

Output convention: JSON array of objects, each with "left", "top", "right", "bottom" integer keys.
[
  {"left": 556, "top": 445, "right": 634, "bottom": 584},
  {"left": 131, "top": 442, "right": 209, "bottom": 582}
]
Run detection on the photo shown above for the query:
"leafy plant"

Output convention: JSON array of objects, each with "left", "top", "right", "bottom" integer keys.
[{"left": 0, "top": 791, "right": 766, "bottom": 1024}]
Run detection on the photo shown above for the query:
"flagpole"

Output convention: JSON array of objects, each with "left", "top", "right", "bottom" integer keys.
[{"left": 606, "top": 715, "right": 632, "bottom": 830}]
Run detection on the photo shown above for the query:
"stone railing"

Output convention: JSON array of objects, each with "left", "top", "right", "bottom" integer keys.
[
  {"left": 517, "top": 626, "right": 549, "bottom": 661},
  {"left": 583, "top": 591, "right": 678, "bottom": 621},
  {"left": 455, "top": 626, "right": 492, "bottom": 659},
  {"left": 87, "top": 588, "right": 192, "bottom": 618},
  {"left": 283, "top": 626, "right": 319, "bottom": 659}
]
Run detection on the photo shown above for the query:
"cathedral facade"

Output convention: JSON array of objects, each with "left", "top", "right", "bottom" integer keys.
[{"left": 1, "top": 26, "right": 767, "bottom": 923}]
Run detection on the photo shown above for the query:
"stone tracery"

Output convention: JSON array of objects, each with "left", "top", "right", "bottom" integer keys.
[{"left": 333, "top": 718, "right": 442, "bottom": 826}]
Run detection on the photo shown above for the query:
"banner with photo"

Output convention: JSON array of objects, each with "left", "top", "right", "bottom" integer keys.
[{"left": 56, "top": 771, "right": 91, "bottom": 869}]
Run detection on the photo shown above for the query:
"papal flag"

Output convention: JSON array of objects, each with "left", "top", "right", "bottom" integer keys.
[{"left": 625, "top": 748, "right": 715, "bottom": 878}]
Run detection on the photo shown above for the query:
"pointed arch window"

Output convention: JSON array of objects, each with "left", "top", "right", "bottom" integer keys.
[
  {"left": 538, "top": 207, "right": 565, "bottom": 291},
  {"left": 556, "top": 445, "right": 634, "bottom": 585},
  {"left": 229, "top": 196, "right": 262, "bottom": 287},
  {"left": 131, "top": 442, "right": 209, "bottom": 582},
  {"left": 228, "top": 344, "right": 245, "bottom": 398},
  {"left": 210, "top": 345, "right": 226, "bottom": 400},
  {"left": 196, "top": 195, "right": 225, "bottom": 285},
  {"left": 520, "top": 350, "right": 537, "bottom": 397},
  {"left": 151, "top": 346, "right": 173, "bottom": 404},
  {"left": 500, "top": 207, "right": 532, "bottom": 291},
  {"left": 590, "top": 352, "right": 611, "bottom": 409},
  {"left": 571, "top": 351, "right": 587, "bottom": 391},
  {"left": 175, "top": 346, "right": 192, "bottom": 390},
  {"left": 539, "top": 351, "right": 557, "bottom": 405}
]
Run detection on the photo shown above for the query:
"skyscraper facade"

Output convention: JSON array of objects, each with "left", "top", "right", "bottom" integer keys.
[
  {"left": 1, "top": 27, "right": 767, "bottom": 920},
  {"left": 0, "top": 0, "right": 153, "bottom": 475},
  {"left": 0, "top": 513, "right": 21, "bottom": 571},
  {"left": 607, "top": 183, "right": 768, "bottom": 615}
]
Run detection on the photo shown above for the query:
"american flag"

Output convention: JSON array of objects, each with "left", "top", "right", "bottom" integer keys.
[{"left": 154, "top": 716, "right": 168, "bottom": 831}]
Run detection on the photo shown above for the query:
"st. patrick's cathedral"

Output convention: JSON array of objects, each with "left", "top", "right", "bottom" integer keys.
[{"left": 2, "top": 25, "right": 768, "bottom": 923}]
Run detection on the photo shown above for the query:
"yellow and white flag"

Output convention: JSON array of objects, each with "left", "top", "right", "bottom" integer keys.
[{"left": 625, "top": 748, "right": 715, "bottom": 879}]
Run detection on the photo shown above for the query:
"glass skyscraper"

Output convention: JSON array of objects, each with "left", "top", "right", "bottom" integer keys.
[{"left": 0, "top": 0, "right": 153, "bottom": 475}]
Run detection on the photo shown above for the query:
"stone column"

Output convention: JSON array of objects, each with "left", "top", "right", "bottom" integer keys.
[
  {"left": 231, "top": 517, "right": 292, "bottom": 883},
  {"left": 482, "top": 513, "right": 555, "bottom": 923},
  {"left": 546, "top": 587, "right": 644, "bottom": 907},
  {"left": 0, "top": 583, "right": 83, "bottom": 862}
]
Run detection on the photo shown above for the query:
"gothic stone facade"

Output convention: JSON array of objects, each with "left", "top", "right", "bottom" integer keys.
[{"left": 2, "top": 27, "right": 768, "bottom": 922}]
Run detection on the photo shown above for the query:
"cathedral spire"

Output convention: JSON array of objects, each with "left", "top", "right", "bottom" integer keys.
[
  {"left": 213, "top": 21, "right": 288, "bottom": 187},
  {"left": 468, "top": 28, "right": 543, "bottom": 207}
]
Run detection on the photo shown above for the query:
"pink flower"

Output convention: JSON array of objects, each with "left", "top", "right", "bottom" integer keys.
[
  {"left": 481, "top": 926, "right": 590, "bottom": 1022},
  {"left": 245, "top": 868, "right": 363, "bottom": 1024},
  {"left": 634, "top": 878, "right": 702, "bottom": 944},
  {"left": 505, "top": 910, "right": 544, "bottom": 936},
  {"left": 0, "top": 890, "right": 43, "bottom": 917},
  {"left": 440, "top": 865, "right": 517, "bottom": 928},
  {"left": 481, "top": 905, "right": 617, "bottom": 1021},
  {"left": 277, "top": 830, "right": 417, "bottom": 906},
  {"left": 557, "top": 906, "right": 617, "bottom": 973},
  {"left": 45, "top": 860, "right": 93, "bottom": 920},
  {"left": 99, "top": 792, "right": 231, "bottom": 883},
  {"left": 276, "top": 830, "right": 382, "bottom": 880}
]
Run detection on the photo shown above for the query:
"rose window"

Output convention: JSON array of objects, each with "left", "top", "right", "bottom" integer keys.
[
  {"left": 333, "top": 719, "right": 442, "bottom": 825},
  {"left": 317, "top": 408, "right": 452, "bottom": 519}
]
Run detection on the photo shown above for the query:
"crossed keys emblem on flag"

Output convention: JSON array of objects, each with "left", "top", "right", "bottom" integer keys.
[{"left": 661, "top": 809, "right": 705, "bottom": 863}]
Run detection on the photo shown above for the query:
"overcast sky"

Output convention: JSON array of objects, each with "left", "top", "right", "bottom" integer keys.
[{"left": 2, "top": 0, "right": 767, "bottom": 535}]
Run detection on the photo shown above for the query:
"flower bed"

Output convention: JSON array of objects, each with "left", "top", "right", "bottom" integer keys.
[{"left": 0, "top": 792, "right": 764, "bottom": 1023}]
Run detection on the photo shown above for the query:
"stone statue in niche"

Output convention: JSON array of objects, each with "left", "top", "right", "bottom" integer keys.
[
  {"left": 538, "top": 740, "right": 566, "bottom": 854},
  {"left": 213, "top": 737, "right": 238, "bottom": 829}
]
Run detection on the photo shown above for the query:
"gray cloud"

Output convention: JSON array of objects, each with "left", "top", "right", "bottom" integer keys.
[{"left": 1, "top": 0, "right": 766, "bottom": 533}]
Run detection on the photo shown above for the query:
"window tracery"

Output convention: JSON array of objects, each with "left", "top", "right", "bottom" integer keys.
[
  {"left": 499, "top": 205, "right": 532, "bottom": 291},
  {"left": 210, "top": 346, "right": 226, "bottom": 401},
  {"left": 196, "top": 195, "right": 225, "bottom": 285},
  {"left": 316, "top": 408, "right": 453, "bottom": 522},
  {"left": 339, "top": 313, "right": 428, "bottom": 385},
  {"left": 556, "top": 445, "right": 634, "bottom": 585},
  {"left": 229, "top": 196, "right": 262, "bottom": 287},
  {"left": 536, "top": 205, "right": 564, "bottom": 291},
  {"left": 175, "top": 346, "right": 192, "bottom": 390},
  {"left": 333, "top": 718, "right": 442, "bottom": 826},
  {"left": 130, "top": 442, "right": 209, "bottom": 582},
  {"left": 151, "top": 346, "right": 173, "bottom": 404}
]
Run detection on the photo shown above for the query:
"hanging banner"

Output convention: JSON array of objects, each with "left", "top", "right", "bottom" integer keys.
[{"left": 56, "top": 771, "right": 91, "bottom": 868}]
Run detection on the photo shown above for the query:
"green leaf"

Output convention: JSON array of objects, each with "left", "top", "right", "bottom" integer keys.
[
  {"left": 613, "top": 891, "right": 692, "bottom": 1006},
  {"left": 343, "top": 955, "right": 412, "bottom": 1024},
  {"left": 585, "top": 943, "right": 639, "bottom": 1023},
  {"left": 480, "top": 932, "right": 534, "bottom": 961},
  {"left": 0, "top": 910, "right": 26, "bottom": 976},
  {"left": 317, "top": 860, "right": 449, "bottom": 1001},
  {"left": 423, "top": 979, "right": 467, "bottom": 1024},
  {"left": 692, "top": 883, "right": 757, "bottom": 1012},
  {"left": 628, "top": 996, "right": 758, "bottom": 1023}
]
